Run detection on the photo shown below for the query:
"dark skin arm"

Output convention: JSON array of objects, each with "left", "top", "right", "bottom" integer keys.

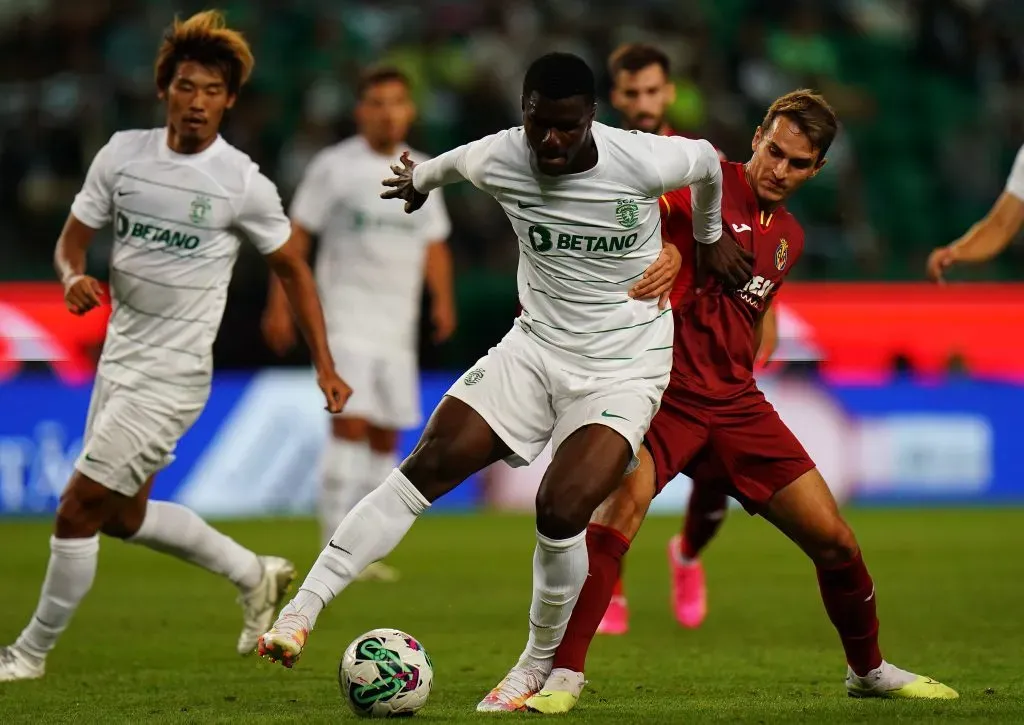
[
  {"left": 265, "top": 228, "right": 351, "bottom": 414},
  {"left": 54, "top": 214, "right": 105, "bottom": 315}
]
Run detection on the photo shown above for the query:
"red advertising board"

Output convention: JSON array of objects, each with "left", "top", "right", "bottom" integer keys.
[
  {"left": 1, "top": 281, "right": 1023, "bottom": 381},
  {"left": 775, "top": 283, "right": 1024, "bottom": 381},
  {"left": 0, "top": 283, "right": 110, "bottom": 383}
]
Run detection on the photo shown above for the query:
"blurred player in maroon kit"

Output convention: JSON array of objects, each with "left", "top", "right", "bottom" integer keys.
[
  {"left": 599, "top": 43, "right": 778, "bottom": 636},
  {"left": 522, "top": 90, "right": 958, "bottom": 713}
]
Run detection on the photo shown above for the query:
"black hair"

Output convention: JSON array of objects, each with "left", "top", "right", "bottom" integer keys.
[
  {"left": 356, "top": 65, "right": 411, "bottom": 99},
  {"left": 522, "top": 52, "right": 596, "bottom": 105}
]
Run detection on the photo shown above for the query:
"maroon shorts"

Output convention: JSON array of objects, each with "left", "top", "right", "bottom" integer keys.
[{"left": 645, "top": 389, "right": 815, "bottom": 513}]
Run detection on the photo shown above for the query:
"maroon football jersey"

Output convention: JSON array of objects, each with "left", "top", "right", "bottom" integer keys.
[{"left": 660, "top": 161, "right": 804, "bottom": 400}]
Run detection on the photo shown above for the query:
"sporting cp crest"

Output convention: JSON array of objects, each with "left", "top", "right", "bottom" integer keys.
[
  {"left": 615, "top": 199, "right": 639, "bottom": 229},
  {"left": 775, "top": 238, "right": 789, "bottom": 271},
  {"left": 189, "top": 195, "right": 212, "bottom": 224}
]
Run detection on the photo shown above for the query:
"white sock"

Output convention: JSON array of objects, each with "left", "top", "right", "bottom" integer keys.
[
  {"left": 285, "top": 468, "right": 429, "bottom": 628},
  {"left": 516, "top": 529, "right": 589, "bottom": 672},
  {"left": 319, "top": 438, "right": 371, "bottom": 547},
  {"left": 127, "top": 501, "right": 262, "bottom": 591},
  {"left": 15, "top": 535, "right": 100, "bottom": 662}
]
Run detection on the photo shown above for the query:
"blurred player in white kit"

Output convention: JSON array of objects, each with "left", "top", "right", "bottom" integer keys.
[
  {"left": 263, "top": 67, "right": 455, "bottom": 582},
  {"left": 0, "top": 10, "right": 350, "bottom": 682}
]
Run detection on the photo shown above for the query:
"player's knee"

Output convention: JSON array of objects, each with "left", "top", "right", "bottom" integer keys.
[
  {"left": 812, "top": 519, "right": 860, "bottom": 568},
  {"left": 535, "top": 486, "right": 591, "bottom": 540},
  {"left": 55, "top": 474, "right": 113, "bottom": 538},
  {"left": 401, "top": 432, "right": 462, "bottom": 501},
  {"left": 100, "top": 499, "right": 147, "bottom": 540}
]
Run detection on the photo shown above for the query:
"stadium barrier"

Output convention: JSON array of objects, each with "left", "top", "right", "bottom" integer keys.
[{"left": 0, "top": 369, "right": 1021, "bottom": 517}]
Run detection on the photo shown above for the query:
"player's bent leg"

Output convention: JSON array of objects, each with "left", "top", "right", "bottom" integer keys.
[
  {"left": 524, "top": 445, "right": 657, "bottom": 715},
  {"left": 669, "top": 483, "right": 728, "bottom": 629},
  {"left": 353, "top": 425, "right": 404, "bottom": 584},
  {"left": 2, "top": 472, "right": 113, "bottom": 682},
  {"left": 262, "top": 397, "right": 511, "bottom": 669},
  {"left": 102, "top": 477, "right": 294, "bottom": 655},
  {"left": 762, "top": 468, "right": 958, "bottom": 700}
]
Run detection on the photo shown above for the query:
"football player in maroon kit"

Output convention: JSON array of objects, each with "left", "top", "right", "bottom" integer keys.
[
  {"left": 522, "top": 89, "right": 958, "bottom": 713},
  {"left": 599, "top": 43, "right": 777, "bottom": 636}
]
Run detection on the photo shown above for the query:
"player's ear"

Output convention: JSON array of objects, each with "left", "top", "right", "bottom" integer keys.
[
  {"left": 811, "top": 156, "right": 827, "bottom": 177},
  {"left": 751, "top": 126, "right": 763, "bottom": 153},
  {"left": 225, "top": 93, "right": 237, "bottom": 110}
]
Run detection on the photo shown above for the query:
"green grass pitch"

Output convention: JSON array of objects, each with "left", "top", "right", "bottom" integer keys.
[{"left": 0, "top": 508, "right": 1022, "bottom": 723}]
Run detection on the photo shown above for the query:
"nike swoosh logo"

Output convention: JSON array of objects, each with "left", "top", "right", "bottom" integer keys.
[
  {"left": 116, "top": 190, "right": 139, "bottom": 197},
  {"left": 601, "top": 411, "right": 629, "bottom": 421},
  {"left": 327, "top": 541, "right": 352, "bottom": 555},
  {"left": 83, "top": 453, "right": 102, "bottom": 463},
  {"left": 517, "top": 201, "right": 544, "bottom": 209}
]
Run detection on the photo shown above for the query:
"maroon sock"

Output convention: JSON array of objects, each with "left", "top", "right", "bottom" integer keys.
[
  {"left": 816, "top": 551, "right": 883, "bottom": 676},
  {"left": 680, "top": 486, "right": 729, "bottom": 559},
  {"left": 552, "top": 524, "right": 630, "bottom": 673}
]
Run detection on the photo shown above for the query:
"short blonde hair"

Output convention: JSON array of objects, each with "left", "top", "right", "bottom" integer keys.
[{"left": 154, "top": 10, "right": 254, "bottom": 95}]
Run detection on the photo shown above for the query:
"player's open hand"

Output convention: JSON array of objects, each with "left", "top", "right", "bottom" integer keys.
[
  {"left": 696, "top": 231, "right": 754, "bottom": 289},
  {"left": 63, "top": 274, "right": 104, "bottom": 316},
  {"left": 381, "top": 151, "right": 429, "bottom": 214},
  {"left": 318, "top": 370, "right": 352, "bottom": 414},
  {"left": 630, "top": 243, "right": 682, "bottom": 309},
  {"left": 926, "top": 245, "right": 957, "bottom": 284}
]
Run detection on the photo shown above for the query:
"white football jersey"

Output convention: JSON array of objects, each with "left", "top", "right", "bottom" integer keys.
[
  {"left": 1005, "top": 143, "right": 1024, "bottom": 201},
  {"left": 411, "top": 122, "right": 723, "bottom": 375},
  {"left": 71, "top": 128, "right": 291, "bottom": 393},
  {"left": 291, "top": 135, "right": 451, "bottom": 353}
]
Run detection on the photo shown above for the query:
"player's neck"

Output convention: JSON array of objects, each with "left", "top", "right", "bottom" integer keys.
[
  {"left": 656, "top": 122, "right": 673, "bottom": 136},
  {"left": 557, "top": 136, "right": 598, "bottom": 176},
  {"left": 165, "top": 126, "right": 218, "bottom": 155},
  {"left": 743, "top": 161, "right": 782, "bottom": 213},
  {"left": 364, "top": 136, "right": 402, "bottom": 157}
]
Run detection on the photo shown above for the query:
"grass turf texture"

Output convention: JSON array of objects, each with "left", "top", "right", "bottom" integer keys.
[{"left": 0, "top": 509, "right": 1021, "bottom": 723}]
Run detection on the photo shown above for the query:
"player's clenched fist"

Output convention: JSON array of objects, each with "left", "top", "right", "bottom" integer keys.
[
  {"left": 63, "top": 274, "right": 104, "bottom": 315},
  {"left": 318, "top": 370, "right": 352, "bottom": 414}
]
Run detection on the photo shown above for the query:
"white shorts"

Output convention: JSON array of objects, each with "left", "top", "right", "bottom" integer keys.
[
  {"left": 74, "top": 376, "right": 205, "bottom": 497},
  {"left": 330, "top": 341, "right": 420, "bottom": 430},
  {"left": 445, "top": 325, "right": 669, "bottom": 469}
]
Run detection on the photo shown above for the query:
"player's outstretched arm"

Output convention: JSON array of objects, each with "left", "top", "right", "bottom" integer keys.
[
  {"left": 755, "top": 303, "right": 778, "bottom": 365},
  {"left": 927, "top": 191, "right": 1024, "bottom": 282},
  {"left": 651, "top": 135, "right": 753, "bottom": 287},
  {"left": 382, "top": 135, "right": 493, "bottom": 213}
]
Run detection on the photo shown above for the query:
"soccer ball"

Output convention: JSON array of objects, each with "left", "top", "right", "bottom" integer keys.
[{"left": 339, "top": 628, "right": 433, "bottom": 718}]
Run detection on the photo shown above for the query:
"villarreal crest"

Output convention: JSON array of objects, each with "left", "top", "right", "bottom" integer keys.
[{"left": 775, "top": 238, "right": 789, "bottom": 271}]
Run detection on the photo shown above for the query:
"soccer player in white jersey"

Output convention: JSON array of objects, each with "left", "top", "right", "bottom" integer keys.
[
  {"left": 927, "top": 142, "right": 1024, "bottom": 281},
  {"left": 257, "top": 53, "right": 751, "bottom": 698},
  {"left": 262, "top": 67, "right": 455, "bottom": 582},
  {"left": 0, "top": 11, "right": 350, "bottom": 683}
]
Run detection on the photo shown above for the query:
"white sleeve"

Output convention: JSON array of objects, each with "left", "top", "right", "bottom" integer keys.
[
  {"left": 421, "top": 188, "right": 452, "bottom": 241},
  {"left": 646, "top": 135, "right": 723, "bottom": 245},
  {"left": 411, "top": 132, "right": 501, "bottom": 194},
  {"left": 289, "top": 153, "right": 334, "bottom": 233},
  {"left": 70, "top": 138, "right": 117, "bottom": 229},
  {"left": 1005, "top": 144, "right": 1024, "bottom": 201},
  {"left": 236, "top": 169, "right": 292, "bottom": 255}
]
